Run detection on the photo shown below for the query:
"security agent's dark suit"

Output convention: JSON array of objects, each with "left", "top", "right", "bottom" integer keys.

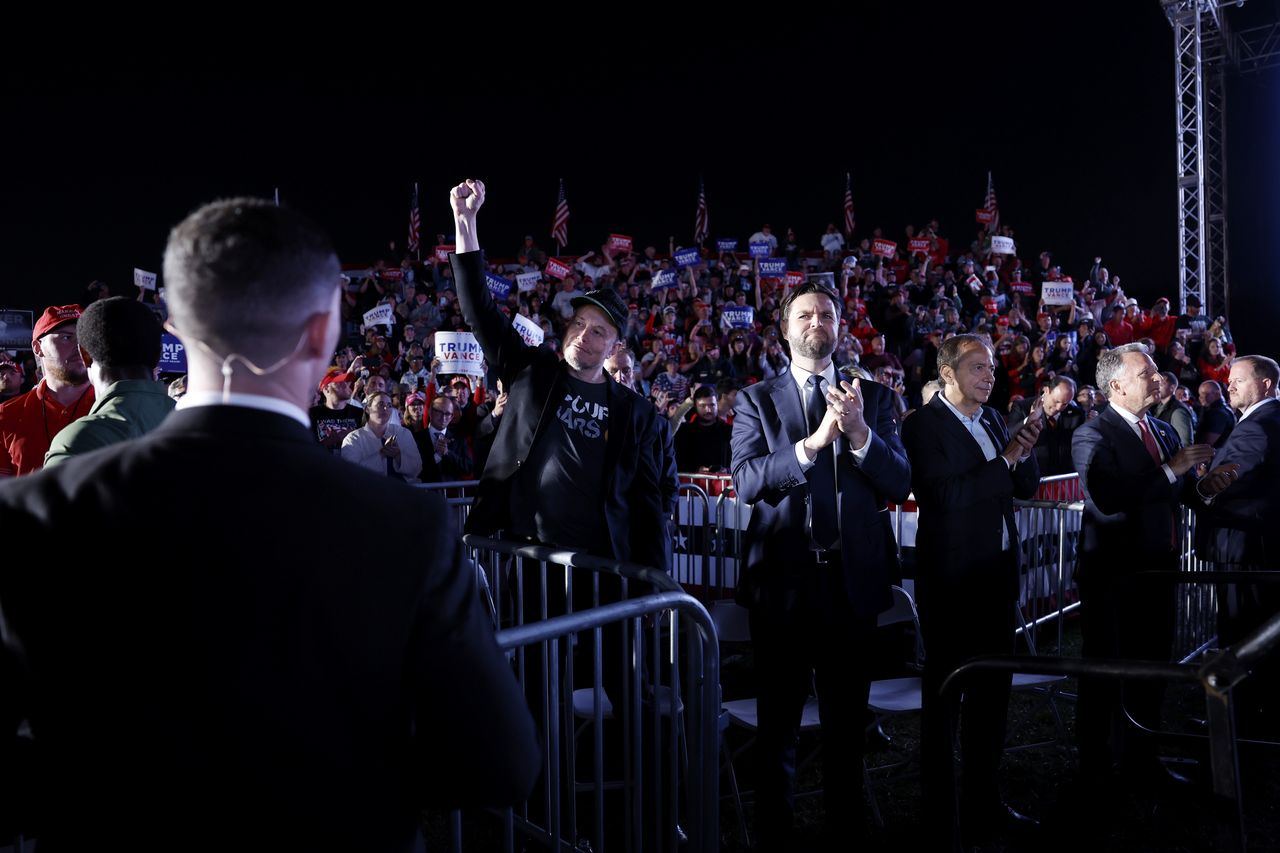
[
  {"left": 730, "top": 369, "right": 911, "bottom": 840},
  {"left": 1071, "top": 404, "right": 1193, "bottom": 778},
  {"left": 0, "top": 405, "right": 539, "bottom": 852},
  {"left": 902, "top": 394, "right": 1040, "bottom": 838},
  {"left": 1194, "top": 397, "right": 1280, "bottom": 733}
]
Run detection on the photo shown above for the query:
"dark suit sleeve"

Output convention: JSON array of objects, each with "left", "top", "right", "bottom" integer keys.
[
  {"left": 451, "top": 250, "right": 538, "bottom": 386},
  {"left": 853, "top": 381, "right": 912, "bottom": 504},
  {"left": 1071, "top": 420, "right": 1181, "bottom": 517},
  {"left": 730, "top": 385, "right": 807, "bottom": 507},
  {"left": 1192, "top": 415, "right": 1276, "bottom": 520},
  {"left": 409, "top": 511, "right": 540, "bottom": 807},
  {"left": 1009, "top": 413, "right": 1042, "bottom": 499},
  {"left": 629, "top": 405, "right": 673, "bottom": 574},
  {"left": 655, "top": 415, "right": 678, "bottom": 516}
]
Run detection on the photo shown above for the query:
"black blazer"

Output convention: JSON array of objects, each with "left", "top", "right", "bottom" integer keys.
[
  {"left": 729, "top": 369, "right": 912, "bottom": 619},
  {"left": 0, "top": 405, "right": 538, "bottom": 852},
  {"left": 414, "top": 427, "right": 474, "bottom": 482},
  {"left": 451, "top": 250, "right": 673, "bottom": 573},
  {"left": 1071, "top": 404, "right": 1192, "bottom": 577},
  {"left": 1194, "top": 399, "right": 1280, "bottom": 567},
  {"left": 903, "top": 394, "right": 1040, "bottom": 592}
]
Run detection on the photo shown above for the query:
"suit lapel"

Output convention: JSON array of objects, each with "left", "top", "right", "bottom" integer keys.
[
  {"left": 1100, "top": 406, "right": 1148, "bottom": 464},
  {"left": 1146, "top": 415, "right": 1174, "bottom": 460},
  {"left": 978, "top": 407, "right": 1007, "bottom": 451},
  {"left": 926, "top": 395, "right": 987, "bottom": 466},
  {"left": 769, "top": 375, "right": 809, "bottom": 445}
]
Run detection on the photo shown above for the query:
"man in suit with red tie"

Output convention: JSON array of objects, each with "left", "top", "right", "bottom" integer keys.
[{"left": 1071, "top": 343, "right": 1222, "bottom": 791}]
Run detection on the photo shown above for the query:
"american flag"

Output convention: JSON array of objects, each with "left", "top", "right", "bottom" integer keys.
[
  {"left": 843, "top": 172, "right": 855, "bottom": 236},
  {"left": 984, "top": 171, "right": 1000, "bottom": 234},
  {"left": 693, "top": 177, "right": 708, "bottom": 245},
  {"left": 407, "top": 183, "right": 421, "bottom": 255},
  {"left": 551, "top": 178, "right": 570, "bottom": 250}
]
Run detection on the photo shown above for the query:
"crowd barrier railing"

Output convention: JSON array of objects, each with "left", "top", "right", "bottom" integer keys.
[
  {"left": 943, "top": 590, "right": 1280, "bottom": 853},
  {"left": 427, "top": 472, "right": 1216, "bottom": 659},
  {"left": 457, "top": 537, "right": 720, "bottom": 853},
  {"left": 672, "top": 474, "right": 742, "bottom": 601}
]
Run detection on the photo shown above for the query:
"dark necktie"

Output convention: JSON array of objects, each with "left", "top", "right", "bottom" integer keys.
[{"left": 806, "top": 375, "right": 838, "bottom": 549}]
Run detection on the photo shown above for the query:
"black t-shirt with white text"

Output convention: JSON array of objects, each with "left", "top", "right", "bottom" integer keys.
[
  {"left": 309, "top": 404, "right": 362, "bottom": 454},
  {"left": 510, "top": 374, "right": 611, "bottom": 554}
]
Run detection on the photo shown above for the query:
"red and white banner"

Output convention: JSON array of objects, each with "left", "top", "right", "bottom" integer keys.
[
  {"left": 783, "top": 270, "right": 805, "bottom": 289},
  {"left": 434, "top": 244, "right": 456, "bottom": 262},
  {"left": 608, "top": 233, "right": 633, "bottom": 254},
  {"left": 545, "top": 257, "right": 573, "bottom": 280},
  {"left": 975, "top": 209, "right": 995, "bottom": 225},
  {"left": 871, "top": 239, "right": 897, "bottom": 258},
  {"left": 908, "top": 238, "right": 930, "bottom": 255}
]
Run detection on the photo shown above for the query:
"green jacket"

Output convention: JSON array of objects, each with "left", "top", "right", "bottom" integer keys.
[{"left": 44, "top": 380, "right": 175, "bottom": 468}]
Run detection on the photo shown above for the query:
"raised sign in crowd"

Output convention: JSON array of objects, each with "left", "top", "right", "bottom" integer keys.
[{"left": 3, "top": 207, "right": 1236, "bottom": 478}]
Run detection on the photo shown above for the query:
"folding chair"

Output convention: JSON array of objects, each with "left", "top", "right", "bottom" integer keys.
[
  {"left": 1007, "top": 603, "right": 1071, "bottom": 754},
  {"left": 864, "top": 585, "right": 926, "bottom": 826}
]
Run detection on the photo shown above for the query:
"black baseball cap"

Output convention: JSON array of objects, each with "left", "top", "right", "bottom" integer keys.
[{"left": 570, "top": 289, "right": 628, "bottom": 334}]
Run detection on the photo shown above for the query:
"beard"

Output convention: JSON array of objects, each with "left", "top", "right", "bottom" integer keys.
[
  {"left": 789, "top": 329, "right": 836, "bottom": 361},
  {"left": 45, "top": 359, "right": 88, "bottom": 386},
  {"left": 563, "top": 342, "right": 600, "bottom": 373}
]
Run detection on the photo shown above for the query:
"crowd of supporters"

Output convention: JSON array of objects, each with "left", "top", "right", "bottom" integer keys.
[{"left": 0, "top": 215, "right": 1242, "bottom": 480}]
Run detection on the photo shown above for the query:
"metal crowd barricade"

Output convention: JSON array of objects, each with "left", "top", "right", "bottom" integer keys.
[
  {"left": 672, "top": 473, "right": 742, "bottom": 601},
  {"left": 445, "top": 538, "right": 720, "bottom": 853},
  {"left": 415, "top": 480, "right": 479, "bottom": 532},
  {"left": 944, "top": 596, "right": 1280, "bottom": 853},
  {"left": 1177, "top": 505, "right": 1220, "bottom": 661},
  {"left": 1012, "top": 474, "right": 1086, "bottom": 654}
]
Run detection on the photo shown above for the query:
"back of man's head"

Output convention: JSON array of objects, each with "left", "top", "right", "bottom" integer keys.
[
  {"left": 78, "top": 297, "right": 163, "bottom": 372},
  {"left": 163, "top": 198, "right": 339, "bottom": 364}
]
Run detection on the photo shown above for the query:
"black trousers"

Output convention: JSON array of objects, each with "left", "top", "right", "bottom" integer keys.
[
  {"left": 917, "top": 552, "right": 1017, "bottom": 844},
  {"left": 1075, "top": 561, "right": 1177, "bottom": 778},
  {"left": 748, "top": 555, "right": 876, "bottom": 845}
]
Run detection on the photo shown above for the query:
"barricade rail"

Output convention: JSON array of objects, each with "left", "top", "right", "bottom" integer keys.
[
  {"left": 942, "top": 603, "right": 1280, "bottom": 853},
  {"left": 426, "top": 474, "right": 1221, "bottom": 660},
  {"left": 453, "top": 538, "right": 719, "bottom": 853}
]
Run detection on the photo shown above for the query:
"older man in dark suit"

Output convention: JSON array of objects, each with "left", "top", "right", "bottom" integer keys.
[
  {"left": 901, "top": 333, "right": 1042, "bottom": 848},
  {"left": 0, "top": 199, "right": 539, "bottom": 852},
  {"left": 731, "top": 280, "right": 911, "bottom": 846},
  {"left": 1071, "top": 343, "right": 1220, "bottom": 789}
]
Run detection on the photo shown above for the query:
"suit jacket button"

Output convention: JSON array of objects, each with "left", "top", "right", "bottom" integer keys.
[{"left": 516, "top": 459, "right": 522, "bottom": 467}]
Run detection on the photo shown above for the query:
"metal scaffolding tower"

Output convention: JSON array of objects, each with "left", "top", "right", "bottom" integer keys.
[{"left": 1162, "top": 0, "right": 1280, "bottom": 321}]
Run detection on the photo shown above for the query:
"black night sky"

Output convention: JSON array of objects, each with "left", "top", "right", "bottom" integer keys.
[{"left": 3, "top": 3, "right": 1277, "bottom": 349}]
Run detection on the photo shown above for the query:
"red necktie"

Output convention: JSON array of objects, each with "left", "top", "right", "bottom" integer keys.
[
  {"left": 1140, "top": 418, "right": 1178, "bottom": 549},
  {"left": 1138, "top": 418, "right": 1162, "bottom": 465}
]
